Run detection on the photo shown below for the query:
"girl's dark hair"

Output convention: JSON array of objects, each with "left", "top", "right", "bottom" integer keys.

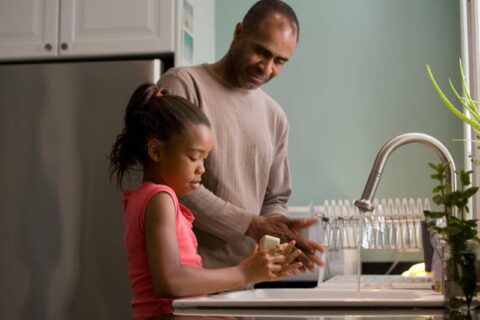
[
  {"left": 242, "top": 0, "right": 299, "bottom": 42},
  {"left": 109, "top": 83, "right": 211, "bottom": 187}
]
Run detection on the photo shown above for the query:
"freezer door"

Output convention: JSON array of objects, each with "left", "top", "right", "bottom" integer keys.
[{"left": 0, "top": 60, "right": 159, "bottom": 320}]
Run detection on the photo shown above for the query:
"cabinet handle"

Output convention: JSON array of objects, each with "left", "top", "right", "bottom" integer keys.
[
  {"left": 61, "top": 43, "right": 69, "bottom": 50},
  {"left": 44, "top": 43, "right": 52, "bottom": 51}
]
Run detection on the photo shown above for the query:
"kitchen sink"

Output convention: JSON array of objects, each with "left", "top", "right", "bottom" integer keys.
[{"left": 173, "top": 288, "right": 443, "bottom": 309}]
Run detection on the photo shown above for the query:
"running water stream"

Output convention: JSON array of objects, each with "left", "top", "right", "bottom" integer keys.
[{"left": 356, "top": 212, "right": 364, "bottom": 296}]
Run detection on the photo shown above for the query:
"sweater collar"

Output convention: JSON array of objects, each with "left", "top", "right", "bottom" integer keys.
[{"left": 202, "top": 63, "right": 259, "bottom": 95}]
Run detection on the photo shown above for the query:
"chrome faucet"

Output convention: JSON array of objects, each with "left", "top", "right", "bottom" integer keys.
[
  {"left": 347, "top": 133, "right": 456, "bottom": 289},
  {"left": 354, "top": 132, "right": 457, "bottom": 213}
]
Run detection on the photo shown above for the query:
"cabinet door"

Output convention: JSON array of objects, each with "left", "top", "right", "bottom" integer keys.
[
  {"left": 59, "top": 0, "right": 175, "bottom": 57},
  {"left": 0, "top": 0, "right": 59, "bottom": 60}
]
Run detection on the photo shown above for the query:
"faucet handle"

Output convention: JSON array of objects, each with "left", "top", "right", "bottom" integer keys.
[{"left": 354, "top": 199, "right": 374, "bottom": 212}]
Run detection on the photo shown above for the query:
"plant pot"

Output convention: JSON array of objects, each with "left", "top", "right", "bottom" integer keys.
[{"left": 444, "top": 241, "right": 480, "bottom": 311}]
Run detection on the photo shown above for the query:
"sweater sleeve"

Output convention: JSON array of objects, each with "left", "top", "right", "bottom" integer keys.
[
  {"left": 157, "top": 69, "right": 200, "bottom": 106},
  {"left": 158, "top": 68, "right": 255, "bottom": 244},
  {"left": 260, "top": 112, "right": 292, "bottom": 217},
  {"left": 181, "top": 186, "right": 254, "bottom": 243}
]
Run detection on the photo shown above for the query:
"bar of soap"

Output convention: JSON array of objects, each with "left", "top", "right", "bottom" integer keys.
[{"left": 259, "top": 235, "right": 280, "bottom": 249}]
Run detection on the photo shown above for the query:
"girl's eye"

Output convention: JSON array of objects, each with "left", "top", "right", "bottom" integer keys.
[{"left": 188, "top": 156, "right": 198, "bottom": 161}]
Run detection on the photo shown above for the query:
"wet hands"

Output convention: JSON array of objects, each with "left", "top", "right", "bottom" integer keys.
[
  {"left": 246, "top": 215, "right": 325, "bottom": 272},
  {"left": 239, "top": 242, "right": 303, "bottom": 284},
  {"left": 275, "top": 241, "right": 303, "bottom": 276}
]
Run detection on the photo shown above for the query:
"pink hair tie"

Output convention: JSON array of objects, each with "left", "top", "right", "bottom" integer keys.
[{"left": 155, "top": 91, "right": 163, "bottom": 97}]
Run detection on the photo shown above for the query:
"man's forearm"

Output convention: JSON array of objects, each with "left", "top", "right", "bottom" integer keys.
[{"left": 181, "top": 185, "right": 254, "bottom": 244}]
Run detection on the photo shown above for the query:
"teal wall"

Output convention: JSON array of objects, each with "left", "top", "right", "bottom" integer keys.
[{"left": 215, "top": 0, "right": 464, "bottom": 206}]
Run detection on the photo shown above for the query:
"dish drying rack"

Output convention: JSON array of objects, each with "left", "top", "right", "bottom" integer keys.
[{"left": 311, "top": 198, "right": 431, "bottom": 251}]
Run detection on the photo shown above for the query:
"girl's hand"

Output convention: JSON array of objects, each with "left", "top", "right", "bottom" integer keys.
[
  {"left": 238, "top": 243, "right": 303, "bottom": 285},
  {"left": 265, "top": 241, "right": 303, "bottom": 277},
  {"left": 246, "top": 215, "right": 324, "bottom": 272},
  {"left": 238, "top": 244, "right": 284, "bottom": 284},
  {"left": 277, "top": 241, "right": 303, "bottom": 277}
]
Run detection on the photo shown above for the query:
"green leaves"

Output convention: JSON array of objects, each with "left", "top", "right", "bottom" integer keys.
[
  {"left": 426, "top": 59, "right": 480, "bottom": 135},
  {"left": 446, "top": 225, "right": 462, "bottom": 237},
  {"left": 459, "top": 170, "right": 473, "bottom": 186},
  {"left": 423, "top": 210, "right": 445, "bottom": 219},
  {"left": 424, "top": 162, "right": 480, "bottom": 246},
  {"left": 432, "top": 185, "right": 446, "bottom": 193}
]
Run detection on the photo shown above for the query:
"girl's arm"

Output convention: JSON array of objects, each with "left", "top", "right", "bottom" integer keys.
[{"left": 145, "top": 192, "right": 301, "bottom": 297}]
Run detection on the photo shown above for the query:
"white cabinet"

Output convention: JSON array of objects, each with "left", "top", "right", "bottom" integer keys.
[
  {"left": 0, "top": 0, "right": 213, "bottom": 63},
  {"left": 0, "top": 0, "right": 59, "bottom": 59},
  {"left": 59, "top": 0, "right": 174, "bottom": 58}
]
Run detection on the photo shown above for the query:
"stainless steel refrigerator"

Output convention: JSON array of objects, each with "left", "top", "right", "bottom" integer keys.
[{"left": 0, "top": 59, "right": 164, "bottom": 320}]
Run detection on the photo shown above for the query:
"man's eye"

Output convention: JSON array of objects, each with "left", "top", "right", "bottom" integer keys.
[{"left": 255, "top": 47, "right": 270, "bottom": 58}]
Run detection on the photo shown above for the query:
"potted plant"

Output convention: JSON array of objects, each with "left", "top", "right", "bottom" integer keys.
[
  {"left": 425, "top": 61, "right": 480, "bottom": 312},
  {"left": 424, "top": 163, "right": 479, "bottom": 310}
]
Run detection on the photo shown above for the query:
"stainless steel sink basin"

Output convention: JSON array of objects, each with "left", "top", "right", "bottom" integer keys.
[{"left": 173, "top": 288, "right": 443, "bottom": 309}]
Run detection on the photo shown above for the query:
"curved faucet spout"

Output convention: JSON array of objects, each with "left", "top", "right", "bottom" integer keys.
[{"left": 354, "top": 132, "right": 456, "bottom": 213}]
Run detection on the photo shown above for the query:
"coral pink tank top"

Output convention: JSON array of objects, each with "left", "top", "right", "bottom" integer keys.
[{"left": 123, "top": 182, "right": 202, "bottom": 318}]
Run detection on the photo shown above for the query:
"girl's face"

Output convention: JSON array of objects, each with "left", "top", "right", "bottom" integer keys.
[{"left": 150, "top": 124, "right": 212, "bottom": 196}]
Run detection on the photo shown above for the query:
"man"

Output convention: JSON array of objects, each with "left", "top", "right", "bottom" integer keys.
[{"left": 158, "top": 0, "right": 323, "bottom": 271}]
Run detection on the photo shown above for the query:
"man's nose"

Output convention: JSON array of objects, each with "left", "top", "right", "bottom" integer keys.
[{"left": 259, "top": 58, "right": 275, "bottom": 76}]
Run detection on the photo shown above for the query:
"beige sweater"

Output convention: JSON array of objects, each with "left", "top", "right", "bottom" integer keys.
[{"left": 157, "top": 64, "right": 291, "bottom": 268}]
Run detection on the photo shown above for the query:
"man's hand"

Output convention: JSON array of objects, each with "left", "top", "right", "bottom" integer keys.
[{"left": 245, "top": 215, "right": 324, "bottom": 272}]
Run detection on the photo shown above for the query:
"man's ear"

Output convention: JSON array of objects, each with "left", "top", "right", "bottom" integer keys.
[
  {"left": 147, "top": 138, "right": 163, "bottom": 162},
  {"left": 233, "top": 22, "right": 243, "bottom": 40}
]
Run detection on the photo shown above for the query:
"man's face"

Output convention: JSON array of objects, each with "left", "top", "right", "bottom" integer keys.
[{"left": 229, "top": 14, "right": 298, "bottom": 90}]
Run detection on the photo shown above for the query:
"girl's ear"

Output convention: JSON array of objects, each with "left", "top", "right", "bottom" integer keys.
[{"left": 147, "top": 138, "right": 163, "bottom": 162}]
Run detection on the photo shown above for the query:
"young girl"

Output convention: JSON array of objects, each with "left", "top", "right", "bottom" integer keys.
[{"left": 109, "top": 83, "right": 302, "bottom": 318}]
